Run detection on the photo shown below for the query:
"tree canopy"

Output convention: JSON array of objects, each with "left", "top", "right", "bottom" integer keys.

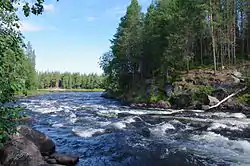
[{"left": 100, "top": 0, "right": 250, "bottom": 99}]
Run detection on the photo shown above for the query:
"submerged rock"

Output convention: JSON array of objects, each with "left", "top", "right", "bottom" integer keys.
[
  {"left": 0, "top": 133, "right": 45, "bottom": 166},
  {"left": 17, "top": 125, "right": 56, "bottom": 155}
]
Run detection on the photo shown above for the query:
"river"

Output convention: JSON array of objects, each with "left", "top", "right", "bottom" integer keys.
[{"left": 18, "top": 92, "right": 250, "bottom": 166}]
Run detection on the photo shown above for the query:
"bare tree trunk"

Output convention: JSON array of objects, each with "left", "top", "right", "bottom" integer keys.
[
  {"left": 210, "top": 0, "right": 217, "bottom": 74},
  {"left": 232, "top": 0, "right": 236, "bottom": 64},
  {"left": 200, "top": 36, "right": 203, "bottom": 65},
  {"left": 241, "top": 3, "right": 245, "bottom": 58}
]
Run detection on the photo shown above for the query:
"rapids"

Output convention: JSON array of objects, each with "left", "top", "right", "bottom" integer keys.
[{"left": 18, "top": 92, "right": 250, "bottom": 166}]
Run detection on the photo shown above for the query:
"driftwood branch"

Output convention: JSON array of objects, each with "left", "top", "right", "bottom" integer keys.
[{"left": 206, "top": 86, "right": 247, "bottom": 111}]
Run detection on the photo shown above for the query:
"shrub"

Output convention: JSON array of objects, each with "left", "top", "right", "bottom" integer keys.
[
  {"left": 191, "top": 85, "right": 214, "bottom": 103},
  {"left": 237, "top": 94, "right": 250, "bottom": 104}
]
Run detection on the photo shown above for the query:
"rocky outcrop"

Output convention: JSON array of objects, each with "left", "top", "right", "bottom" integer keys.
[
  {"left": 220, "top": 99, "right": 248, "bottom": 112},
  {"left": 149, "top": 100, "right": 171, "bottom": 109},
  {"left": 130, "top": 101, "right": 171, "bottom": 109},
  {"left": 0, "top": 133, "right": 45, "bottom": 166},
  {"left": 17, "top": 125, "right": 55, "bottom": 155},
  {"left": 0, "top": 126, "right": 79, "bottom": 166}
]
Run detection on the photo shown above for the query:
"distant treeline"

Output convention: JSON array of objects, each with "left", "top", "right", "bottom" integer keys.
[{"left": 37, "top": 72, "right": 105, "bottom": 89}]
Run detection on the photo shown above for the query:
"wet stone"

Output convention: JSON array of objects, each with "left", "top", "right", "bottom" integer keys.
[
  {"left": 46, "top": 158, "right": 57, "bottom": 164},
  {"left": 50, "top": 153, "right": 79, "bottom": 166}
]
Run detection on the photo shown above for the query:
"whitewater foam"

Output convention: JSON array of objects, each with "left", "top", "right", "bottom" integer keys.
[
  {"left": 191, "top": 131, "right": 250, "bottom": 165},
  {"left": 72, "top": 127, "right": 105, "bottom": 138},
  {"left": 52, "top": 123, "right": 64, "bottom": 128},
  {"left": 150, "top": 122, "right": 175, "bottom": 137},
  {"left": 208, "top": 122, "right": 241, "bottom": 131}
]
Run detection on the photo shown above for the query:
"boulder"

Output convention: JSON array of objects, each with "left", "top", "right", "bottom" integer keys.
[
  {"left": 130, "top": 103, "right": 147, "bottom": 109},
  {"left": 211, "top": 88, "right": 228, "bottom": 101},
  {"left": 50, "top": 153, "right": 79, "bottom": 166},
  {"left": 0, "top": 133, "right": 45, "bottom": 166},
  {"left": 220, "top": 99, "right": 246, "bottom": 112},
  {"left": 17, "top": 125, "right": 56, "bottom": 155},
  {"left": 204, "top": 95, "right": 219, "bottom": 106},
  {"left": 171, "top": 93, "right": 192, "bottom": 109},
  {"left": 46, "top": 158, "right": 57, "bottom": 164},
  {"left": 165, "top": 83, "right": 174, "bottom": 96},
  {"left": 232, "top": 71, "right": 243, "bottom": 83},
  {"left": 156, "top": 100, "right": 171, "bottom": 109}
]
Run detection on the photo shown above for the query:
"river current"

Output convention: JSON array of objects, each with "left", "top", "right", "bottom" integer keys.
[{"left": 18, "top": 92, "right": 250, "bottom": 166}]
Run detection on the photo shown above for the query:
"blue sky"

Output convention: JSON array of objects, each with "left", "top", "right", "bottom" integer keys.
[{"left": 19, "top": 0, "right": 151, "bottom": 75}]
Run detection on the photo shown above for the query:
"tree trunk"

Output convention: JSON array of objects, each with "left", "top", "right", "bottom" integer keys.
[
  {"left": 210, "top": 0, "right": 217, "bottom": 74},
  {"left": 200, "top": 36, "right": 203, "bottom": 65},
  {"left": 232, "top": 0, "right": 236, "bottom": 64}
]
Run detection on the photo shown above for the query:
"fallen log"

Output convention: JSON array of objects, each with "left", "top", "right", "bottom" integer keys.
[{"left": 206, "top": 86, "right": 247, "bottom": 111}]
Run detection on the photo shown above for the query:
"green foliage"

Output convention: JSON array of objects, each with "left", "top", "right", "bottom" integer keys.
[
  {"left": 0, "top": 106, "right": 23, "bottom": 148},
  {"left": 0, "top": 0, "right": 59, "bottom": 17},
  {"left": 191, "top": 85, "right": 214, "bottom": 102},
  {"left": 0, "top": 2, "right": 39, "bottom": 147},
  {"left": 100, "top": 0, "right": 250, "bottom": 102},
  {"left": 237, "top": 94, "right": 250, "bottom": 104},
  {"left": 148, "top": 94, "right": 162, "bottom": 103},
  {"left": 37, "top": 72, "right": 105, "bottom": 90}
]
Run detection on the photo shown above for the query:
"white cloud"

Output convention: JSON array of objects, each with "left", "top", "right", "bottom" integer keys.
[
  {"left": 43, "top": 4, "right": 55, "bottom": 12},
  {"left": 86, "top": 16, "right": 97, "bottom": 22},
  {"left": 19, "top": 21, "right": 56, "bottom": 32}
]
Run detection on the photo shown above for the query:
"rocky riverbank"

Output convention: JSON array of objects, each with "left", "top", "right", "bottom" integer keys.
[
  {"left": 0, "top": 126, "right": 79, "bottom": 166},
  {"left": 102, "top": 68, "right": 250, "bottom": 112}
]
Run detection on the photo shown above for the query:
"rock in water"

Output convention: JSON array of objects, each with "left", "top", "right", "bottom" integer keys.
[
  {"left": 17, "top": 125, "right": 56, "bottom": 155},
  {"left": 0, "top": 133, "right": 45, "bottom": 166},
  {"left": 156, "top": 100, "right": 171, "bottom": 109},
  {"left": 50, "top": 153, "right": 79, "bottom": 166}
]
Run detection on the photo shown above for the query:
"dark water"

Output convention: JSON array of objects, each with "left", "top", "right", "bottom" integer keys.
[{"left": 19, "top": 92, "right": 250, "bottom": 166}]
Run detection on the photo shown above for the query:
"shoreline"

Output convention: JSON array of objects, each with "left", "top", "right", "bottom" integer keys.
[
  {"left": 16, "top": 88, "right": 105, "bottom": 98},
  {"left": 38, "top": 88, "right": 105, "bottom": 92},
  {"left": 101, "top": 89, "right": 249, "bottom": 113}
]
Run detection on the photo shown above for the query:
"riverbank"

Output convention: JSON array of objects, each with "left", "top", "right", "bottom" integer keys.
[
  {"left": 17, "top": 88, "right": 105, "bottom": 98},
  {"left": 102, "top": 67, "right": 249, "bottom": 112},
  {"left": 38, "top": 88, "right": 105, "bottom": 92},
  {"left": 15, "top": 91, "right": 250, "bottom": 165},
  {"left": 0, "top": 125, "right": 79, "bottom": 166}
]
